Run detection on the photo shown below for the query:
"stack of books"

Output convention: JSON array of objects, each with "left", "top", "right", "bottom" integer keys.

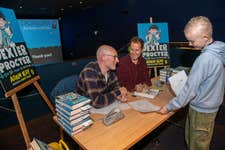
[
  {"left": 159, "top": 68, "right": 173, "bottom": 83},
  {"left": 55, "top": 92, "right": 93, "bottom": 136},
  {"left": 159, "top": 66, "right": 190, "bottom": 83},
  {"left": 28, "top": 137, "right": 54, "bottom": 150},
  {"left": 174, "top": 66, "right": 190, "bottom": 75}
]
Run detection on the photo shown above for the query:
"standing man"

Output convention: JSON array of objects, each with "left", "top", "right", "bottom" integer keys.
[
  {"left": 77, "top": 45, "right": 128, "bottom": 108},
  {"left": 117, "top": 36, "right": 152, "bottom": 92},
  {"left": 158, "top": 16, "right": 225, "bottom": 150}
]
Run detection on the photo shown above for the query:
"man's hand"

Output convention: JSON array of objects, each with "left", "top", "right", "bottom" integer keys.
[
  {"left": 118, "top": 87, "right": 128, "bottom": 102},
  {"left": 158, "top": 106, "right": 169, "bottom": 114},
  {"left": 143, "top": 84, "right": 150, "bottom": 90},
  {"left": 134, "top": 84, "right": 144, "bottom": 92},
  {"left": 119, "top": 87, "right": 128, "bottom": 97},
  {"left": 117, "top": 95, "right": 127, "bottom": 102}
]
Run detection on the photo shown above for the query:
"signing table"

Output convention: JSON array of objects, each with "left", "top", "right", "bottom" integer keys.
[{"left": 53, "top": 82, "right": 175, "bottom": 150}]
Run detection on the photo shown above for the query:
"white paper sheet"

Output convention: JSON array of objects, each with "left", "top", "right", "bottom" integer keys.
[
  {"left": 128, "top": 99, "right": 160, "bottom": 113},
  {"left": 90, "top": 100, "right": 130, "bottom": 114},
  {"left": 168, "top": 70, "right": 188, "bottom": 96}
]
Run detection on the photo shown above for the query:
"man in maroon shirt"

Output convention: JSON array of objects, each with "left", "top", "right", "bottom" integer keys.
[{"left": 117, "top": 36, "right": 152, "bottom": 92}]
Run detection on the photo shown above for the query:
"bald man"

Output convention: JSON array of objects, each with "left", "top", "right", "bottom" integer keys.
[
  {"left": 77, "top": 45, "right": 128, "bottom": 108},
  {"left": 158, "top": 16, "right": 225, "bottom": 150}
]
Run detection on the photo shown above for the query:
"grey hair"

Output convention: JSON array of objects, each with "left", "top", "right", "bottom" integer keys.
[{"left": 96, "top": 45, "right": 112, "bottom": 60}]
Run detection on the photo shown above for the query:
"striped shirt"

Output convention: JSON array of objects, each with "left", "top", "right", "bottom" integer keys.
[{"left": 76, "top": 61, "right": 121, "bottom": 108}]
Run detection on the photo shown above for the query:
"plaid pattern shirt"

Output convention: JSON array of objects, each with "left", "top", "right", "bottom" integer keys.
[{"left": 76, "top": 61, "right": 121, "bottom": 108}]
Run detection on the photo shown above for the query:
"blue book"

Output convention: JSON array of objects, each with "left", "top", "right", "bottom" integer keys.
[
  {"left": 57, "top": 112, "right": 90, "bottom": 126},
  {"left": 57, "top": 120, "right": 85, "bottom": 136},
  {"left": 56, "top": 103, "right": 91, "bottom": 116},
  {"left": 60, "top": 124, "right": 84, "bottom": 136},
  {"left": 58, "top": 117, "right": 93, "bottom": 133},
  {"left": 56, "top": 94, "right": 91, "bottom": 110},
  {"left": 56, "top": 92, "right": 78, "bottom": 100},
  {"left": 56, "top": 109, "right": 89, "bottom": 121},
  {"left": 30, "top": 138, "right": 54, "bottom": 150}
]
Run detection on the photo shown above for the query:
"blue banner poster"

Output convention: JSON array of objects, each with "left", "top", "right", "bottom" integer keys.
[
  {"left": 137, "top": 23, "right": 170, "bottom": 67},
  {"left": 0, "top": 7, "right": 36, "bottom": 93},
  {"left": 18, "top": 19, "right": 63, "bottom": 65}
]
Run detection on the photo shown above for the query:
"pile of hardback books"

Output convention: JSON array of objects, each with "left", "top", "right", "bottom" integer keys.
[
  {"left": 174, "top": 66, "right": 190, "bottom": 75},
  {"left": 159, "top": 66, "right": 190, "bottom": 83},
  {"left": 28, "top": 137, "right": 54, "bottom": 150},
  {"left": 159, "top": 68, "right": 174, "bottom": 83},
  {"left": 55, "top": 92, "right": 93, "bottom": 136}
]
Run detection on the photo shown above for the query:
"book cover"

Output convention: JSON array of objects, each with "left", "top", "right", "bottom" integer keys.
[
  {"left": 61, "top": 125, "right": 84, "bottom": 136},
  {"left": 29, "top": 137, "right": 54, "bottom": 150},
  {"left": 56, "top": 94, "right": 91, "bottom": 110},
  {"left": 0, "top": 7, "right": 37, "bottom": 92},
  {"left": 59, "top": 116, "right": 92, "bottom": 129},
  {"left": 56, "top": 109, "right": 89, "bottom": 121},
  {"left": 56, "top": 103, "right": 91, "bottom": 116},
  {"left": 56, "top": 92, "right": 78, "bottom": 100},
  {"left": 57, "top": 112, "right": 90, "bottom": 126},
  {"left": 58, "top": 117, "right": 93, "bottom": 133}
]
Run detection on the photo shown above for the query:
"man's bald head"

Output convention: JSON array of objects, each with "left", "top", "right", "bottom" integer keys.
[{"left": 96, "top": 45, "right": 116, "bottom": 60}]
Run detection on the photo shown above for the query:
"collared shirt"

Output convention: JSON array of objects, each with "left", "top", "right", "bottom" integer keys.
[
  {"left": 76, "top": 61, "right": 121, "bottom": 108},
  {"left": 117, "top": 55, "right": 152, "bottom": 91}
]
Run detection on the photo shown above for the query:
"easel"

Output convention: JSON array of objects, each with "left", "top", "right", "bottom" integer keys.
[
  {"left": 148, "top": 17, "right": 169, "bottom": 77},
  {"left": 4, "top": 75, "right": 55, "bottom": 148}
]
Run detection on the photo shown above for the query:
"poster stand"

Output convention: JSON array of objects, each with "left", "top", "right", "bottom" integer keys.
[
  {"left": 147, "top": 17, "right": 169, "bottom": 77},
  {"left": 4, "top": 75, "right": 55, "bottom": 148}
]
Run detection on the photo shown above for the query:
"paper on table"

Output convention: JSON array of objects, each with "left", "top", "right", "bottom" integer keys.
[
  {"left": 90, "top": 100, "right": 130, "bottom": 115},
  {"left": 168, "top": 70, "right": 187, "bottom": 96}
]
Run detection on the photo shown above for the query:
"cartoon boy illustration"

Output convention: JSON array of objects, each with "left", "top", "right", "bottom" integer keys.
[
  {"left": 145, "top": 25, "right": 160, "bottom": 45},
  {"left": 0, "top": 12, "right": 15, "bottom": 48}
]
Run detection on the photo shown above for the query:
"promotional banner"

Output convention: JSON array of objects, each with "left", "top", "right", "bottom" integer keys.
[
  {"left": 137, "top": 23, "right": 170, "bottom": 67},
  {"left": 18, "top": 19, "right": 63, "bottom": 65},
  {"left": 0, "top": 7, "right": 36, "bottom": 92}
]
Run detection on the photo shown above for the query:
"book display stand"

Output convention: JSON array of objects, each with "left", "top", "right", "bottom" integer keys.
[
  {"left": 147, "top": 17, "right": 169, "bottom": 77},
  {"left": 0, "top": 7, "right": 56, "bottom": 148},
  {"left": 4, "top": 75, "right": 55, "bottom": 148}
]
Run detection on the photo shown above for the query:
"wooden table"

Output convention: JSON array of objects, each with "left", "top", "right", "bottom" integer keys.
[{"left": 54, "top": 83, "right": 175, "bottom": 150}]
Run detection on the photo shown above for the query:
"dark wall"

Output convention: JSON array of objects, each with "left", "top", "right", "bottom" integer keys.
[{"left": 60, "top": 0, "right": 225, "bottom": 59}]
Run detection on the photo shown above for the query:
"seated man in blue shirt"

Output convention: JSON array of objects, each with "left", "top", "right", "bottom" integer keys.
[{"left": 76, "top": 45, "right": 128, "bottom": 108}]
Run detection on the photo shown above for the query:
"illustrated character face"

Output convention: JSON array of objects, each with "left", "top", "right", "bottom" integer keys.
[
  {"left": 149, "top": 28, "right": 158, "bottom": 35},
  {"left": 146, "top": 25, "right": 160, "bottom": 44},
  {"left": 0, "top": 17, "right": 6, "bottom": 28}
]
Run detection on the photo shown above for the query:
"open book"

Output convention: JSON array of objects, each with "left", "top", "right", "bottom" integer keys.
[{"left": 133, "top": 89, "right": 160, "bottom": 99}]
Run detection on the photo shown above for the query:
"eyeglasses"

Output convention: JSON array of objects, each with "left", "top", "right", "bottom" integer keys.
[{"left": 104, "top": 54, "right": 118, "bottom": 59}]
